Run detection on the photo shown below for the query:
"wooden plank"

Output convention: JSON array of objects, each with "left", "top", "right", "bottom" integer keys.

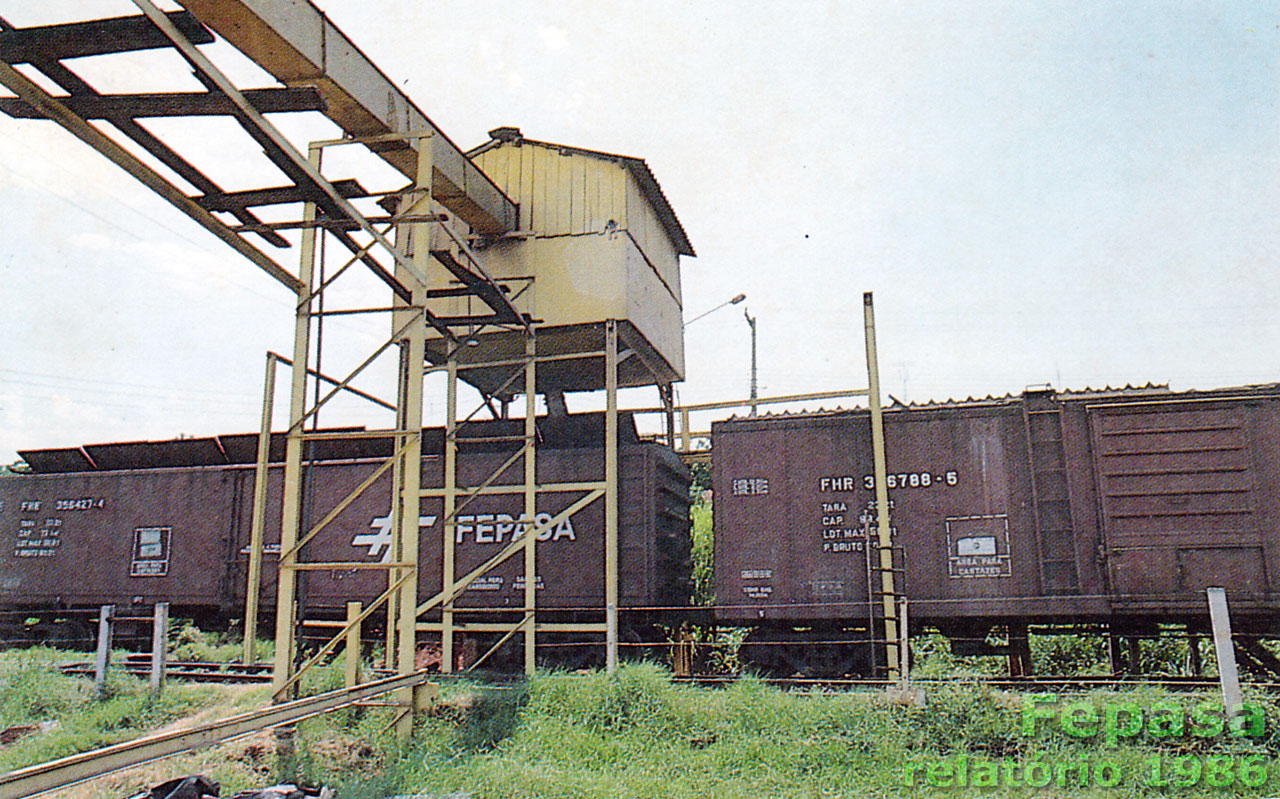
[
  {"left": 519, "top": 143, "right": 535, "bottom": 231},
  {"left": 555, "top": 149, "right": 572, "bottom": 235}
]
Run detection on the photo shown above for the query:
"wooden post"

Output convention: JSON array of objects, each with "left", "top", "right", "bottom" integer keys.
[
  {"left": 274, "top": 725, "right": 297, "bottom": 783},
  {"left": 345, "top": 601, "right": 362, "bottom": 688},
  {"left": 1187, "top": 632, "right": 1203, "bottom": 677},
  {"left": 1207, "top": 587, "right": 1243, "bottom": 716},
  {"left": 150, "top": 602, "right": 169, "bottom": 696},
  {"left": 94, "top": 604, "right": 114, "bottom": 699}
]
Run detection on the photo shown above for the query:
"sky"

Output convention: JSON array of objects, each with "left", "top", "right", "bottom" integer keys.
[{"left": 1, "top": 1, "right": 1278, "bottom": 463}]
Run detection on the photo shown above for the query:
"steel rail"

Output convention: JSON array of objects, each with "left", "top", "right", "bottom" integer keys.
[{"left": 0, "top": 670, "right": 433, "bottom": 799}]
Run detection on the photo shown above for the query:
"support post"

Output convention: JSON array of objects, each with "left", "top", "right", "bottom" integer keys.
[
  {"left": 150, "top": 602, "right": 169, "bottom": 697},
  {"left": 274, "top": 725, "right": 297, "bottom": 783},
  {"left": 271, "top": 151, "right": 321, "bottom": 697},
  {"left": 1207, "top": 587, "right": 1243, "bottom": 716},
  {"left": 680, "top": 407, "right": 691, "bottom": 454},
  {"left": 393, "top": 144, "right": 431, "bottom": 739},
  {"left": 863, "top": 292, "right": 899, "bottom": 681},
  {"left": 898, "top": 598, "right": 910, "bottom": 689},
  {"left": 1108, "top": 627, "right": 1126, "bottom": 675},
  {"left": 659, "top": 384, "right": 676, "bottom": 448},
  {"left": 94, "top": 604, "right": 114, "bottom": 699},
  {"left": 1187, "top": 632, "right": 1203, "bottom": 677},
  {"left": 345, "top": 601, "right": 362, "bottom": 689},
  {"left": 523, "top": 334, "right": 538, "bottom": 675},
  {"left": 745, "top": 309, "right": 758, "bottom": 417},
  {"left": 605, "top": 320, "right": 620, "bottom": 674},
  {"left": 244, "top": 351, "right": 277, "bottom": 664},
  {"left": 441, "top": 357, "right": 458, "bottom": 673}
]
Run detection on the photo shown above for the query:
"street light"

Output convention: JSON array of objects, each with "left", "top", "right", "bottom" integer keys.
[
  {"left": 743, "top": 308, "right": 758, "bottom": 416},
  {"left": 684, "top": 293, "right": 746, "bottom": 327}
]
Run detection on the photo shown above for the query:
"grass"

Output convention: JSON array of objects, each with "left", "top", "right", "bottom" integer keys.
[
  {"left": 4, "top": 634, "right": 1280, "bottom": 798},
  {"left": 319, "top": 665, "right": 1280, "bottom": 799},
  {"left": 0, "top": 647, "right": 243, "bottom": 775}
]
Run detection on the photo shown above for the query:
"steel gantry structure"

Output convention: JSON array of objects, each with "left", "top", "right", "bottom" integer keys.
[
  {"left": 0, "top": 0, "right": 572, "bottom": 734},
  {"left": 0, "top": 0, "right": 654, "bottom": 727}
]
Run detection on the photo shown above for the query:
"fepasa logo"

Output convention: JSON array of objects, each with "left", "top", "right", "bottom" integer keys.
[{"left": 352, "top": 511, "right": 577, "bottom": 563}]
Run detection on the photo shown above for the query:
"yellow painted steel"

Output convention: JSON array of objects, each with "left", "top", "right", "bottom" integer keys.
[
  {"left": 270, "top": 146, "right": 320, "bottom": 697},
  {"left": 450, "top": 140, "right": 687, "bottom": 386},
  {"left": 441, "top": 358, "right": 458, "bottom": 673},
  {"left": 0, "top": 670, "right": 434, "bottom": 798},
  {"left": 524, "top": 335, "right": 538, "bottom": 675},
  {"left": 392, "top": 145, "right": 431, "bottom": 738},
  {"left": 863, "top": 292, "right": 900, "bottom": 681},
  {"left": 605, "top": 320, "right": 620, "bottom": 673},
  {"left": 242, "top": 352, "right": 277, "bottom": 664},
  {"left": 345, "top": 601, "right": 362, "bottom": 689}
]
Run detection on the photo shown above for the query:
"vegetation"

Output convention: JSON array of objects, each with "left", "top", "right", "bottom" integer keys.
[
  {"left": 5, "top": 646, "right": 1279, "bottom": 798},
  {"left": 0, "top": 647, "right": 240, "bottom": 774}
]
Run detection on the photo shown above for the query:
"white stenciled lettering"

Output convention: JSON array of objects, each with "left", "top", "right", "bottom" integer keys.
[
  {"left": 731, "top": 477, "right": 770, "bottom": 496},
  {"left": 819, "top": 476, "right": 858, "bottom": 492}
]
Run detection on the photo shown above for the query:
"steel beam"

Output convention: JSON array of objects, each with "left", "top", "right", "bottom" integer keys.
[
  {"left": 178, "top": 0, "right": 518, "bottom": 234},
  {"left": 0, "top": 671, "right": 434, "bottom": 798},
  {"left": 0, "top": 87, "right": 325, "bottom": 119},
  {"left": 0, "top": 61, "right": 301, "bottom": 292},
  {"left": 0, "top": 11, "right": 211, "bottom": 62}
]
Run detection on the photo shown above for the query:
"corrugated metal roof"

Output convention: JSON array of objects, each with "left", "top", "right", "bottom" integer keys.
[
  {"left": 716, "top": 382, "right": 1280, "bottom": 423},
  {"left": 16, "top": 413, "right": 641, "bottom": 474},
  {"left": 468, "top": 129, "right": 695, "bottom": 257}
]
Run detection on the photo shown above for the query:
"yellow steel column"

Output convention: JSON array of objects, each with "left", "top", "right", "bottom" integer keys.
[
  {"left": 271, "top": 153, "right": 321, "bottom": 696},
  {"left": 863, "top": 291, "right": 899, "bottom": 681},
  {"left": 523, "top": 333, "right": 537, "bottom": 675},
  {"left": 243, "top": 351, "right": 277, "bottom": 664},
  {"left": 345, "top": 601, "right": 362, "bottom": 689},
  {"left": 605, "top": 320, "right": 619, "bottom": 674},
  {"left": 680, "top": 408, "right": 691, "bottom": 454},
  {"left": 441, "top": 357, "right": 458, "bottom": 673},
  {"left": 393, "top": 143, "right": 431, "bottom": 737}
]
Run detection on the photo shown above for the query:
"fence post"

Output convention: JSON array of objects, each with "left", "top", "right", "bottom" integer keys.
[
  {"left": 345, "top": 601, "right": 362, "bottom": 688},
  {"left": 93, "top": 604, "right": 115, "bottom": 699},
  {"left": 150, "top": 602, "right": 169, "bottom": 696},
  {"left": 1206, "top": 587, "right": 1242, "bottom": 717}
]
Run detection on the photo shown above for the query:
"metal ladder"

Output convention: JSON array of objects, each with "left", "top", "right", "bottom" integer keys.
[{"left": 1022, "top": 391, "right": 1079, "bottom": 593}]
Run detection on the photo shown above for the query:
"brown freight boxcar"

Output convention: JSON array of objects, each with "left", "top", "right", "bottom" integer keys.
[
  {"left": 712, "top": 383, "right": 1280, "bottom": 676},
  {"left": 0, "top": 413, "right": 690, "bottom": 653}
]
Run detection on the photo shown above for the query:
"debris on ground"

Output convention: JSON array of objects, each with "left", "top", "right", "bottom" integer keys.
[
  {"left": 126, "top": 775, "right": 221, "bottom": 799},
  {"left": 226, "top": 784, "right": 334, "bottom": 799},
  {"left": 0, "top": 720, "right": 58, "bottom": 745},
  {"left": 124, "top": 776, "right": 335, "bottom": 799}
]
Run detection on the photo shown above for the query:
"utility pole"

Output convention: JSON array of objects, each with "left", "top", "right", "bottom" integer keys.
[{"left": 744, "top": 308, "right": 758, "bottom": 416}]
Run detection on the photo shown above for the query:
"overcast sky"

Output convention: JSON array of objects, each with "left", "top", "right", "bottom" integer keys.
[{"left": 1, "top": 1, "right": 1278, "bottom": 463}]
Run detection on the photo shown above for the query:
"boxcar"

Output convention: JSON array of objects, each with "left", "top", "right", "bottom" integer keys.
[
  {"left": 712, "top": 383, "right": 1280, "bottom": 676},
  {"left": 0, "top": 413, "right": 691, "bottom": 652}
]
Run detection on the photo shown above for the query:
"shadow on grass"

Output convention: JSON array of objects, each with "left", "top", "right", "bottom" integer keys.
[{"left": 453, "top": 685, "right": 530, "bottom": 752}]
